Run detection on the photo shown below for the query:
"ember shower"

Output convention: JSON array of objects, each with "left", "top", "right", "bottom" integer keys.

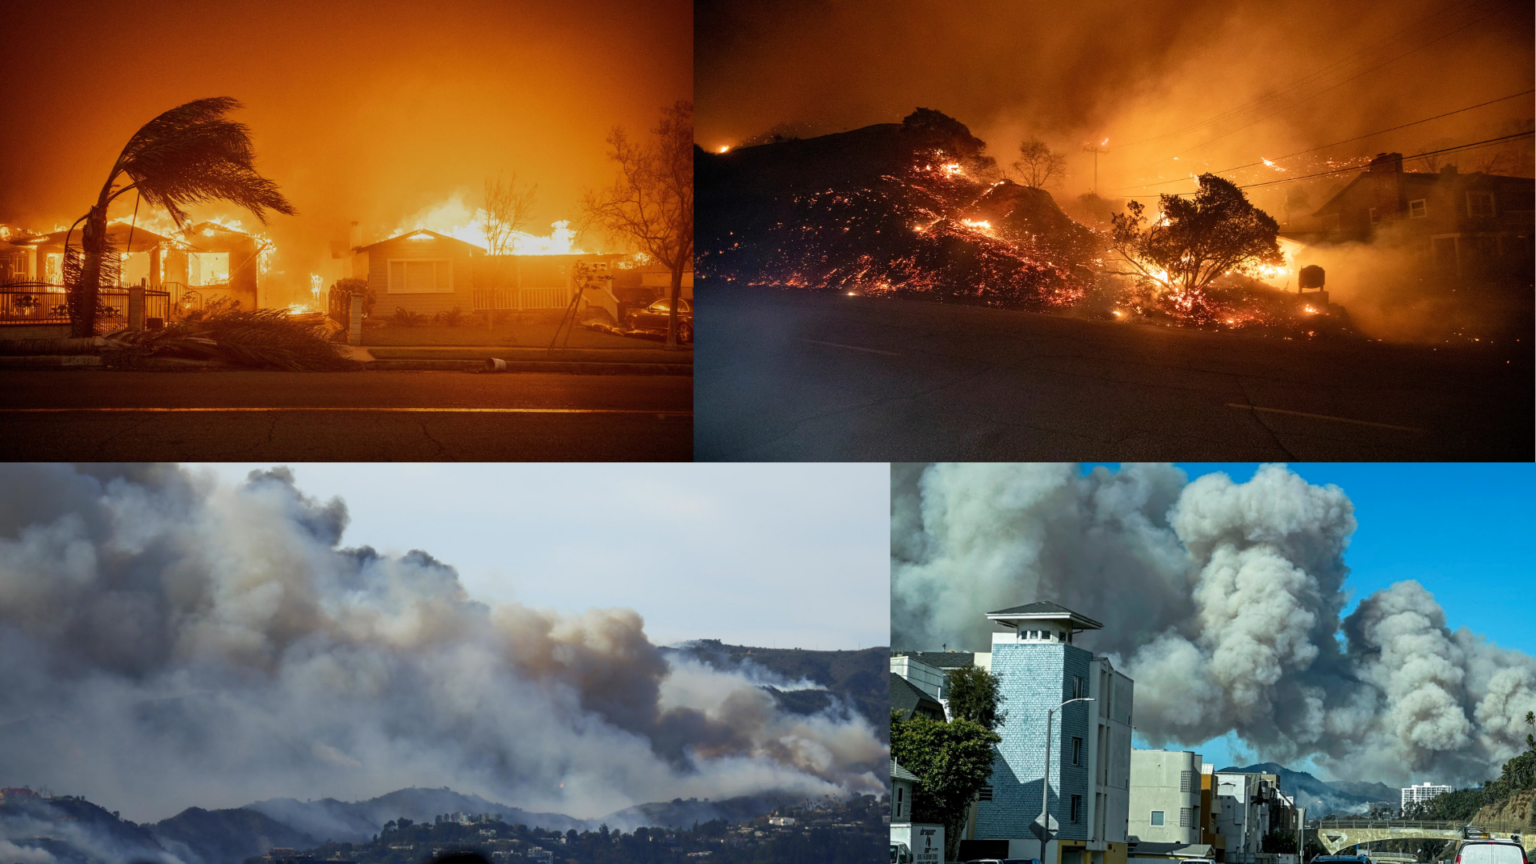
[
  {"left": 0, "top": 465, "right": 885, "bottom": 822},
  {"left": 892, "top": 463, "right": 1536, "bottom": 786}
]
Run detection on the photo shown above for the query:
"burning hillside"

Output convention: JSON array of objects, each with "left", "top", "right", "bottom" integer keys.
[{"left": 698, "top": 108, "right": 1359, "bottom": 337}]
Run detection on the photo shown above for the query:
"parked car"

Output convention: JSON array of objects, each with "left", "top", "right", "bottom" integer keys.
[{"left": 625, "top": 297, "right": 692, "bottom": 343}]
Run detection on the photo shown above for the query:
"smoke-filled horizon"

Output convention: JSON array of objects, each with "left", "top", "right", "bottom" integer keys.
[
  {"left": 698, "top": 0, "right": 1533, "bottom": 210},
  {"left": 892, "top": 463, "right": 1536, "bottom": 788},
  {"left": 0, "top": 464, "right": 885, "bottom": 824},
  {"left": 0, "top": 0, "right": 690, "bottom": 305}
]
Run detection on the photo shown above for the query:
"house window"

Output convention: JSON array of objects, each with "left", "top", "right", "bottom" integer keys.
[
  {"left": 1070, "top": 795, "right": 1082, "bottom": 823},
  {"left": 387, "top": 259, "right": 454, "bottom": 293},
  {"left": 1151, "top": 809, "right": 1165, "bottom": 826},
  {"left": 896, "top": 787, "right": 904, "bottom": 818},
  {"left": 1369, "top": 207, "right": 1379, "bottom": 224},
  {"left": 1072, "top": 737, "right": 1083, "bottom": 766},
  {"left": 1409, "top": 199, "right": 1427, "bottom": 219},
  {"left": 1467, "top": 192, "right": 1495, "bottom": 218},
  {"left": 978, "top": 786, "right": 994, "bottom": 801}
]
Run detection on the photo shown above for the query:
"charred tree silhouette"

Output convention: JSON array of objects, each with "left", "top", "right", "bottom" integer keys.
[
  {"left": 1013, "top": 138, "right": 1067, "bottom": 188},
  {"left": 480, "top": 173, "right": 538, "bottom": 257},
  {"left": 1108, "top": 173, "right": 1281, "bottom": 319},
  {"left": 583, "top": 100, "right": 693, "bottom": 349},
  {"left": 67, "top": 97, "right": 295, "bottom": 337}
]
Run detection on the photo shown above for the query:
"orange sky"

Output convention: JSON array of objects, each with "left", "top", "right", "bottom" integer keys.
[{"left": 0, "top": 0, "right": 691, "bottom": 302}]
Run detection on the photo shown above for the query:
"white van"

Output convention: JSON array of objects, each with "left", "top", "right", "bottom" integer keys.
[{"left": 1455, "top": 839, "right": 1528, "bottom": 864}]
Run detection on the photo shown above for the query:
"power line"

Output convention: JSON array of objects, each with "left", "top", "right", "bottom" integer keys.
[
  {"left": 1112, "top": 88, "right": 1535, "bottom": 193},
  {"left": 1120, "top": 131, "right": 1535, "bottom": 198},
  {"left": 1134, "top": 0, "right": 1518, "bottom": 172},
  {"left": 1111, "top": 0, "right": 1479, "bottom": 152}
]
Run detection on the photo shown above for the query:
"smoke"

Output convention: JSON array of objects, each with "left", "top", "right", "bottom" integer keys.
[
  {"left": 0, "top": 464, "right": 884, "bottom": 823},
  {"left": 891, "top": 462, "right": 1536, "bottom": 785}
]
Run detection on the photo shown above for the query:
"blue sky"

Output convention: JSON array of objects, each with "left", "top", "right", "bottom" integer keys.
[
  {"left": 191, "top": 463, "right": 890, "bottom": 651},
  {"left": 1093, "top": 462, "right": 1536, "bottom": 776}
]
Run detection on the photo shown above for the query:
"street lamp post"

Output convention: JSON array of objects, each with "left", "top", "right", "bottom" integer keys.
[{"left": 1038, "top": 696, "right": 1095, "bottom": 864}]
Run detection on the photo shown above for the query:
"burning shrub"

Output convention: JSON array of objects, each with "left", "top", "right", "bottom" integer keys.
[{"left": 103, "top": 307, "right": 359, "bottom": 371}]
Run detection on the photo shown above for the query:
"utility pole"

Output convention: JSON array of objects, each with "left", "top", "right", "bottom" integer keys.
[
  {"left": 1038, "top": 696, "right": 1095, "bottom": 861},
  {"left": 1083, "top": 141, "right": 1108, "bottom": 195}
]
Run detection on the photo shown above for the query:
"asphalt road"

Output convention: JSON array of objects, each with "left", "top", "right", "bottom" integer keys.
[
  {"left": 695, "top": 286, "right": 1533, "bottom": 460},
  {"left": 0, "top": 370, "right": 692, "bottom": 460}
]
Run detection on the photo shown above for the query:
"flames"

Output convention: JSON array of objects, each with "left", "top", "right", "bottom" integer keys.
[{"left": 390, "top": 194, "right": 587, "bottom": 255}]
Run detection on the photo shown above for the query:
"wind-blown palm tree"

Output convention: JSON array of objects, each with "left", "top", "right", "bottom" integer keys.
[{"left": 68, "top": 97, "right": 296, "bottom": 337}]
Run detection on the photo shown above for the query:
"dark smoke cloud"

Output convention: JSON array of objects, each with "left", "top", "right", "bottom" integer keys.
[
  {"left": 891, "top": 463, "right": 1536, "bottom": 785},
  {"left": 0, "top": 465, "right": 883, "bottom": 822},
  {"left": 698, "top": 0, "right": 1533, "bottom": 204},
  {"left": 0, "top": 0, "right": 690, "bottom": 304}
]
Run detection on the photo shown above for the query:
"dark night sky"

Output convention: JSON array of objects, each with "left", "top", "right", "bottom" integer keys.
[
  {"left": 0, "top": 0, "right": 691, "bottom": 303},
  {"left": 697, "top": 0, "right": 1534, "bottom": 205}
]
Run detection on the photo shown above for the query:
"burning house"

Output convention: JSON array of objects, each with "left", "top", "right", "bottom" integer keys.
[{"left": 1307, "top": 152, "right": 1535, "bottom": 284}]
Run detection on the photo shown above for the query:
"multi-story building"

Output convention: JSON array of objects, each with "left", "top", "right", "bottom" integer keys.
[
  {"left": 941, "top": 602, "right": 1135, "bottom": 864},
  {"left": 1401, "top": 782, "right": 1452, "bottom": 815},
  {"left": 1129, "top": 750, "right": 1203, "bottom": 845}
]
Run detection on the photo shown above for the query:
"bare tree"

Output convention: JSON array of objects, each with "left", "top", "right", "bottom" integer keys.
[
  {"left": 582, "top": 100, "right": 693, "bottom": 348},
  {"left": 480, "top": 173, "right": 538, "bottom": 256},
  {"left": 1013, "top": 138, "right": 1067, "bottom": 188}
]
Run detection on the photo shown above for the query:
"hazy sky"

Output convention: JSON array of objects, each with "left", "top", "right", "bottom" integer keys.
[
  {"left": 698, "top": 0, "right": 1533, "bottom": 210},
  {"left": 193, "top": 463, "right": 891, "bottom": 651},
  {"left": 0, "top": 0, "right": 690, "bottom": 303}
]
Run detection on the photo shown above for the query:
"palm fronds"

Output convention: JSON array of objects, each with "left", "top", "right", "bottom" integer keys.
[
  {"left": 113, "top": 97, "right": 297, "bottom": 225},
  {"left": 106, "top": 308, "right": 359, "bottom": 371}
]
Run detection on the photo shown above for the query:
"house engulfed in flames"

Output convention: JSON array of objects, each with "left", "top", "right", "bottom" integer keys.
[{"left": 1, "top": 220, "right": 269, "bottom": 311}]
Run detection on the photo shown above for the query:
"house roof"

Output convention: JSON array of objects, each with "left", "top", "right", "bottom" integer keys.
[
  {"left": 9, "top": 223, "right": 173, "bottom": 253},
  {"left": 891, "top": 760, "right": 919, "bottom": 783},
  {"left": 986, "top": 601, "right": 1103, "bottom": 630},
  {"left": 891, "top": 673, "right": 945, "bottom": 720},
  {"left": 1313, "top": 168, "right": 1536, "bottom": 218},
  {"left": 354, "top": 229, "right": 486, "bottom": 253}
]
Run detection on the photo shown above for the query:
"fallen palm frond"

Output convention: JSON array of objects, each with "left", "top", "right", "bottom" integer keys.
[{"left": 105, "top": 308, "right": 359, "bottom": 371}]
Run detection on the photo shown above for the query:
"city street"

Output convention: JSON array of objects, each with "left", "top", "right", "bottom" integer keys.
[
  {"left": 0, "top": 370, "right": 692, "bottom": 460},
  {"left": 696, "top": 286, "right": 1533, "bottom": 460}
]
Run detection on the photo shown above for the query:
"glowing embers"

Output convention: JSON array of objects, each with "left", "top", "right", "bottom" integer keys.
[{"left": 958, "top": 218, "right": 994, "bottom": 236}]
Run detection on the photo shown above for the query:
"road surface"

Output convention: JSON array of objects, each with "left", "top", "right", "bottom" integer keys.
[
  {"left": 695, "top": 286, "right": 1532, "bottom": 460},
  {"left": 0, "top": 370, "right": 692, "bottom": 460}
]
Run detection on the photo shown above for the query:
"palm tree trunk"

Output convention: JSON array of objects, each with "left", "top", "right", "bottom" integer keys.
[{"left": 70, "top": 203, "right": 109, "bottom": 338}]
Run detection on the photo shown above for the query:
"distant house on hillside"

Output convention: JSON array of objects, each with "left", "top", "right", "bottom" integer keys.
[{"left": 1308, "top": 152, "right": 1534, "bottom": 283}]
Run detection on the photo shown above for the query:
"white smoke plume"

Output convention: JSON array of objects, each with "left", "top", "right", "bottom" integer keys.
[
  {"left": 891, "top": 462, "right": 1536, "bottom": 785},
  {"left": 0, "top": 464, "right": 886, "bottom": 822}
]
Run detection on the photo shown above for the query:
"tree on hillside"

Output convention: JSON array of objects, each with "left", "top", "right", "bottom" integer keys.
[
  {"left": 945, "top": 666, "right": 1006, "bottom": 731},
  {"left": 64, "top": 97, "right": 294, "bottom": 337},
  {"left": 583, "top": 100, "right": 693, "bottom": 348},
  {"left": 891, "top": 710, "right": 1000, "bottom": 862},
  {"left": 1014, "top": 138, "right": 1067, "bottom": 188},
  {"left": 1107, "top": 173, "right": 1281, "bottom": 319},
  {"left": 480, "top": 173, "right": 538, "bottom": 256}
]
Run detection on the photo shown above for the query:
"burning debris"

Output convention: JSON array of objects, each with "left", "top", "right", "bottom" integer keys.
[{"left": 700, "top": 108, "right": 1350, "bottom": 336}]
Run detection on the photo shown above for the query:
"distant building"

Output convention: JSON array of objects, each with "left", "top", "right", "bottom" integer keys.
[
  {"left": 891, "top": 673, "right": 946, "bottom": 722},
  {"left": 768, "top": 816, "right": 798, "bottom": 827},
  {"left": 1401, "top": 782, "right": 1452, "bottom": 814},
  {"left": 1209, "top": 771, "right": 1299, "bottom": 864},
  {"left": 1129, "top": 750, "right": 1202, "bottom": 845}
]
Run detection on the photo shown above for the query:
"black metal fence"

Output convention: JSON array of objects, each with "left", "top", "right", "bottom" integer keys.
[
  {"left": 327, "top": 285, "right": 351, "bottom": 325},
  {"left": 0, "top": 284, "right": 172, "bottom": 328}
]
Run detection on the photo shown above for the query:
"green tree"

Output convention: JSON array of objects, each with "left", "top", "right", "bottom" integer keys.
[
  {"left": 945, "top": 666, "right": 1006, "bottom": 731},
  {"left": 891, "top": 709, "right": 1000, "bottom": 861},
  {"left": 65, "top": 97, "right": 294, "bottom": 337},
  {"left": 1107, "top": 173, "right": 1281, "bottom": 320}
]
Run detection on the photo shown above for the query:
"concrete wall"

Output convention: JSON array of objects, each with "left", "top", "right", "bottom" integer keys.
[{"left": 1129, "top": 750, "right": 1202, "bottom": 845}]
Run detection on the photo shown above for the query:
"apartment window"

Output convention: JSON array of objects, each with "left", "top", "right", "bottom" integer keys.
[
  {"left": 1369, "top": 207, "right": 1379, "bottom": 224},
  {"left": 387, "top": 259, "right": 454, "bottom": 293},
  {"left": 1180, "top": 770, "right": 1195, "bottom": 793},
  {"left": 1180, "top": 808, "right": 1194, "bottom": 828},
  {"left": 978, "top": 786, "right": 994, "bottom": 801},
  {"left": 1467, "top": 191, "right": 1495, "bottom": 218},
  {"left": 1150, "top": 810, "right": 1165, "bottom": 827},
  {"left": 1071, "top": 737, "right": 1083, "bottom": 766},
  {"left": 1070, "top": 795, "right": 1082, "bottom": 824},
  {"left": 1409, "top": 199, "right": 1427, "bottom": 219},
  {"left": 1073, "top": 676, "right": 1087, "bottom": 699}
]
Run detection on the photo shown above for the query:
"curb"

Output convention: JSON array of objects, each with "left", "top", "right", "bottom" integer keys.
[
  {"left": 366, "top": 359, "right": 693, "bottom": 375},
  {"left": 0, "top": 355, "right": 103, "bottom": 368}
]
